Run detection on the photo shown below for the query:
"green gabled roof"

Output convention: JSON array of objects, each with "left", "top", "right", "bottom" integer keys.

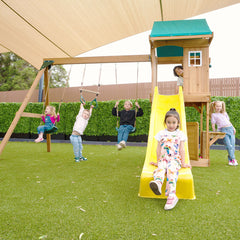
[{"left": 150, "top": 19, "right": 212, "bottom": 38}]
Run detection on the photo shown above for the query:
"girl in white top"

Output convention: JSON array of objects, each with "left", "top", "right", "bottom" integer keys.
[
  {"left": 149, "top": 108, "right": 191, "bottom": 210},
  {"left": 210, "top": 101, "right": 238, "bottom": 166},
  {"left": 70, "top": 103, "right": 94, "bottom": 162}
]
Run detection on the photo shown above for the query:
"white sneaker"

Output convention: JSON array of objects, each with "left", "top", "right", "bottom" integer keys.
[
  {"left": 232, "top": 159, "right": 238, "bottom": 166},
  {"left": 119, "top": 141, "right": 126, "bottom": 148},
  {"left": 149, "top": 180, "right": 162, "bottom": 195},
  {"left": 229, "top": 160, "right": 233, "bottom": 165},
  {"left": 116, "top": 144, "right": 122, "bottom": 150},
  {"left": 164, "top": 194, "right": 178, "bottom": 210}
]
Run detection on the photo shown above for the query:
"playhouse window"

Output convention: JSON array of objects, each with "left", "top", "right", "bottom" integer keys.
[{"left": 188, "top": 51, "right": 202, "bottom": 66}]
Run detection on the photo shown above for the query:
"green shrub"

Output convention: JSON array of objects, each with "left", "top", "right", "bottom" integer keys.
[{"left": 0, "top": 96, "right": 240, "bottom": 138}]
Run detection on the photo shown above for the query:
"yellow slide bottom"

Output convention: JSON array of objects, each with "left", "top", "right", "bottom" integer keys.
[{"left": 138, "top": 87, "right": 195, "bottom": 199}]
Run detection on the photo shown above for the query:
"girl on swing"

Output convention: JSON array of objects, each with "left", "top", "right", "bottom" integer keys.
[
  {"left": 112, "top": 100, "right": 143, "bottom": 150},
  {"left": 35, "top": 105, "right": 60, "bottom": 143}
]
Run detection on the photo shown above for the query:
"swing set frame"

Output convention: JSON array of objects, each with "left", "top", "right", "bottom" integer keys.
[{"left": 0, "top": 54, "right": 150, "bottom": 156}]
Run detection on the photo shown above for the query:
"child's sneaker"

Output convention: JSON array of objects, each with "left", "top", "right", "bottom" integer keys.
[
  {"left": 232, "top": 159, "right": 238, "bottom": 166},
  {"left": 119, "top": 140, "right": 126, "bottom": 148},
  {"left": 80, "top": 156, "right": 88, "bottom": 161},
  {"left": 35, "top": 137, "right": 44, "bottom": 143},
  {"left": 164, "top": 194, "right": 178, "bottom": 210},
  {"left": 149, "top": 180, "right": 162, "bottom": 195},
  {"left": 229, "top": 160, "right": 234, "bottom": 166},
  {"left": 75, "top": 158, "right": 80, "bottom": 162},
  {"left": 116, "top": 144, "right": 122, "bottom": 150}
]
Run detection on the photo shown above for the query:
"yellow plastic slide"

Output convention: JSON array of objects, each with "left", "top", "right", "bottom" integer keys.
[{"left": 138, "top": 87, "right": 195, "bottom": 199}]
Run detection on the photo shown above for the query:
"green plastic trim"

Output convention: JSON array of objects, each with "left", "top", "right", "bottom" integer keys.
[{"left": 40, "top": 60, "right": 54, "bottom": 70}]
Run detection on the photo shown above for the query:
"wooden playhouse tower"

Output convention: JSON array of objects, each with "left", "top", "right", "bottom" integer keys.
[{"left": 149, "top": 19, "right": 225, "bottom": 167}]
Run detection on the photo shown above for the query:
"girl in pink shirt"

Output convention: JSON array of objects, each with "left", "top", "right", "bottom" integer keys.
[
  {"left": 210, "top": 101, "right": 238, "bottom": 166},
  {"left": 35, "top": 105, "right": 60, "bottom": 143}
]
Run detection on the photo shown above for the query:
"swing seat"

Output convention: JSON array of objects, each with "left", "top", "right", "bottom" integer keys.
[
  {"left": 115, "top": 127, "right": 136, "bottom": 133},
  {"left": 45, "top": 125, "right": 58, "bottom": 134}
]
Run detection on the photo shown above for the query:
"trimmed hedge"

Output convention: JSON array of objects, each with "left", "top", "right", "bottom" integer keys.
[{"left": 0, "top": 97, "right": 240, "bottom": 138}]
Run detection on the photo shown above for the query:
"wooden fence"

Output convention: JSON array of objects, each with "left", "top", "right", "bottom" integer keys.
[{"left": 0, "top": 77, "right": 239, "bottom": 103}]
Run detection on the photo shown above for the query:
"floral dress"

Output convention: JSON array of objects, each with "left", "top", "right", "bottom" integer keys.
[{"left": 153, "top": 129, "right": 187, "bottom": 196}]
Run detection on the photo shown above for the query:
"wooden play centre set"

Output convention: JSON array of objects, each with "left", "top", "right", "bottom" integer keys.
[{"left": 0, "top": 19, "right": 225, "bottom": 170}]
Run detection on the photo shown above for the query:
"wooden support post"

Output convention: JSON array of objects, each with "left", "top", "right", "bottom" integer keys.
[
  {"left": 205, "top": 102, "right": 210, "bottom": 160},
  {"left": 0, "top": 69, "right": 45, "bottom": 156},
  {"left": 200, "top": 103, "right": 204, "bottom": 157},
  {"left": 150, "top": 43, "right": 157, "bottom": 101},
  {"left": 44, "top": 68, "right": 51, "bottom": 152}
]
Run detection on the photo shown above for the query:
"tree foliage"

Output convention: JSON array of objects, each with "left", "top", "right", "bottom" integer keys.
[{"left": 0, "top": 52, "right": 68, "bottom": 91}]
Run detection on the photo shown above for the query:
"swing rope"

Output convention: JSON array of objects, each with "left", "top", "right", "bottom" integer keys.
[
  {"left": 133, "top": 62, "right": 139, "bottom": 129},
  {"left": 115, "top": 63, "right": 139, "bottom": 133},
  {"left": 79, "top": 64, "right": 101, "bottom": 108},
  {"left": 80, "top": 64, "right": 87, "bottom": 104},
  {"left": 115, "top": 63, "right": 120, "bottom": 130},
  {"left": 41, "top": 65, "right": 72, "bottom": 134},
  {"left": 89, "top": 64, "right": 102, "bottom": 108},
  {"left": 58, "top": 65, "right": 72, "bottom": 113}
]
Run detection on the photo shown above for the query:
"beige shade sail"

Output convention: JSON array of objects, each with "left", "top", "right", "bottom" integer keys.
[{"left": 0, "top": 0, "right": 239, "bottom": 69}]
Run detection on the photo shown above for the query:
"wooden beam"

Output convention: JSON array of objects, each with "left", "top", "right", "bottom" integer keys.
[
  {"left": 0, "top": 68, "right": 45, "bottom": 156},
  {"left": 191, "top": 158, "right": 209, "bottom": 167},
  {"left": 21, "top": 112, "right": 42, "bottom": 118},
  {"left": 44, "top": 55, "right": 151, "bottom": 65},
  {"left": 157, "top": 56, "right": 183, "bottom": 64},
  {"left": 209, "top": 132, "right": 226, "bottom": 146},
  {"left": 184, "top": 94, "right": 211, "bottom": 103}
]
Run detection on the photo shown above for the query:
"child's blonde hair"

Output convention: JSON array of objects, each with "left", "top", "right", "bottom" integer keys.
[
  {"left": 164, "top": 108, "right": 180, "bottom": 129},
  {"left": 125, "top": 100, "right": 133, "bottom": 107},
  {"left": 83, "top": 109, "right": 90, "bottom": 114},
  {"left": 209, "top": 101, "right": 226, "bottom": 117},
  {"left": 45, "top": 105, "right": 57, "bottom": 118}
]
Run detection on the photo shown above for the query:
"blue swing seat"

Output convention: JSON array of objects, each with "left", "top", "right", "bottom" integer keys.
[{"left": 45, "top": 125, "right": 58, "bottom": 134}]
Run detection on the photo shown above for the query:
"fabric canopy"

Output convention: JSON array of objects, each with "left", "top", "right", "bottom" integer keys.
[{"left": 0, "top": 0, "right": 239, "bottom": 70}]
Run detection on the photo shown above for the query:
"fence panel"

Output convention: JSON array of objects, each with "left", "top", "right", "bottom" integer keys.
[{"left": 0, "top": 77, "right": 239, "bottom": 102}]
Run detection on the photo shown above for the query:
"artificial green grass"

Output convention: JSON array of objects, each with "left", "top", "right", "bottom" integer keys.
[{"left": 0, "top": 142, "right": 239, "bottom": 240}]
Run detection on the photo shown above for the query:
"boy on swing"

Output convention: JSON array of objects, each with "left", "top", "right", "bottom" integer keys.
[{"left": 112, "top": 100, "right": 143, "bottom": 150}]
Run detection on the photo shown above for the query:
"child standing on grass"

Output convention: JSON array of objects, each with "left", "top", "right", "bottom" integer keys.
[
  {"left": 149, "top": 108, "right": 191, "bottom": 210},
  {"left": 210, "top": 100, "right": 238, "bottom": 166},
  {"left": 173, "top": 65, "right": 184, "bottom": 94},
  {"left": 112, "top": 100, "right": 143, "bottom": 150},
  {"left": 35, "top": 105, "right": 60, "bottom": 143},
  {"left": 70, "top": 103, "right": 94, "bottom": 162}
]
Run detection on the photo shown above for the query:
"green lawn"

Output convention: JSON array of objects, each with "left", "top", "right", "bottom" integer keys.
[{"left": 0, "top": 142, "right": 239, "bottom": 240}]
